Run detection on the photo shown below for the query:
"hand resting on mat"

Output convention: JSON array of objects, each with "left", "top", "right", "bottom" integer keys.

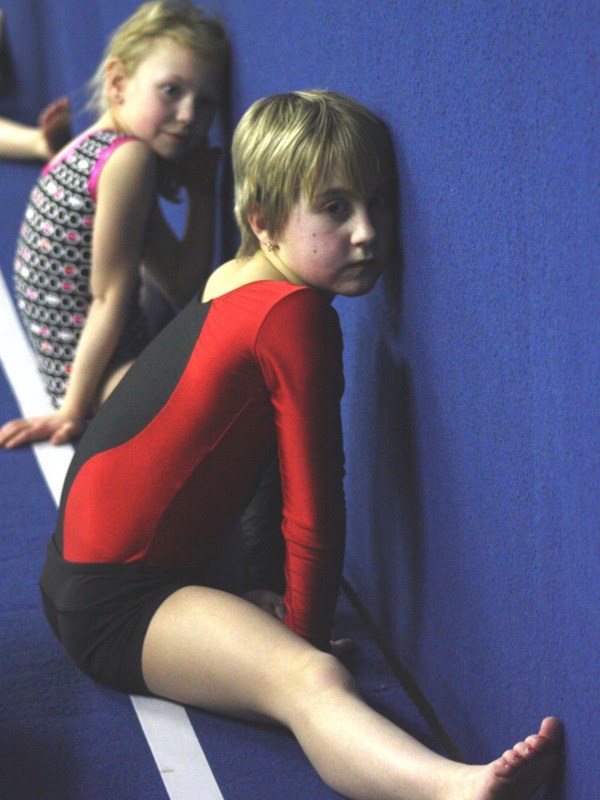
[{"left": 0, "top": 409, "right": 84, "bottom": 449}]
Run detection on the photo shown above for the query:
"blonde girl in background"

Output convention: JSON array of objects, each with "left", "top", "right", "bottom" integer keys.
[{"left": 0, "top": 0, "right": 228, "bottom": 449}]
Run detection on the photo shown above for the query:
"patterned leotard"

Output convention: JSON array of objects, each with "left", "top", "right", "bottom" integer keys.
[{"left": 13, "top": 129, "right": 150, "bottom": 408}]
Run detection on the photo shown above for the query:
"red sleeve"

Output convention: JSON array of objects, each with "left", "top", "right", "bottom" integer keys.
[{"left": 256, "top": 288, "right": 346, "bottom": 648}]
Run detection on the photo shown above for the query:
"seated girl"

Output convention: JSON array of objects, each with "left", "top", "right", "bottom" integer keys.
[{"left": 39, "top": 89, "right": 562, "bottom": 800}]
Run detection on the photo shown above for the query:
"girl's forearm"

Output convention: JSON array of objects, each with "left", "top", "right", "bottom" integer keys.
[
  {"left": 176, "top": 189, "right": 216, "bottom": 301},
  {"left": 59, "top": 295, "right": 129, "bottom": 419},
  {"left": 143, "top": 190, "right": 216, "bottom": 309}
]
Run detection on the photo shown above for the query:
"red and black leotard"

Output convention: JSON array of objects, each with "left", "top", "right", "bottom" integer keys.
[{"left": 50, "top": 281, "right": 346, "bottom": 650}]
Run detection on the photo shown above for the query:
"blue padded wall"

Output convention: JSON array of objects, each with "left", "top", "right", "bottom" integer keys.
[
  {"left": 205, "top": 2, "right": 600, "bottom": 795},
  {"left": 1, "top": 2, "right": 597, "bottom": 797}
]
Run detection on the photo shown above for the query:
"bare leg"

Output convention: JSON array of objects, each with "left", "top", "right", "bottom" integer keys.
[
  {"left": 142, "top": 587, "right": 562, "bottom": 800},
  {"left": 0, "top": 97, "right": 71, "bottom": 161},
  {"left": 98, "top": 359, "right": 134, "bottom": 405}
]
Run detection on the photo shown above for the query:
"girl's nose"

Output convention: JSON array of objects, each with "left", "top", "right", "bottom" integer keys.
[
  {"left": 351, "top": 207, "right": 377, "bottom": 246},
  {"left": 176, "top": 97, "right": 195, "bottom": 125}
]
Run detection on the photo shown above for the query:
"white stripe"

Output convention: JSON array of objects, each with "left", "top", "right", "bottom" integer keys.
[
  {"left": 132, "top": 697, "right": 225, "bottom": 800},
  {"left": 0, "top": 271, "right": 73, "bottom": 500},
  {"left": 0, "top": 272, "right": 224, "bottom": 800}
]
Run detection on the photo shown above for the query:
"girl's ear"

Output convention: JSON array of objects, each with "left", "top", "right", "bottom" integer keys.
[
  {"left": 248, "top": 208, "right": 274, "bottom": 248},
  {"left": 105, "top": 58, "right": 127, "bottom": 105}
]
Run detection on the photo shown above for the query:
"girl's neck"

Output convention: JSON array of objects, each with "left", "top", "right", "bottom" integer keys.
[
  {"left": 202, "top": 252, "right": 295, "bottom": 303},
  {"left": 95, "top": 107, "right": 130, "bottom": 136}
]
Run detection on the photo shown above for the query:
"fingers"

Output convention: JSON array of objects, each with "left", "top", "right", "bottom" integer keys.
[
  {"left": 273, "top": 599, "right": 285, "bottom": 622},
  {"left": 0, "top": 414, "right": 83, "bottom": 449},
  {"left": 243, "top": 590, "right": 286, "bottom": 622},
  {"left": 50, "top": 419, "right": 83, "bottom": 446},
  {"left": 329, "top": 638, "right": 358, "bottom": 661},
  {"left": 0, "top": 416, "right": 50, "bottom": 449}
]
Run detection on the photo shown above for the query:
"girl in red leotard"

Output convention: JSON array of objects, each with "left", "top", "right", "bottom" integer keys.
[{"left": 40, "top": 89, "right": 562, "bottom": 800}]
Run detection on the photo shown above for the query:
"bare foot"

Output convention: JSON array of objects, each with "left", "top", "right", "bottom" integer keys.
[
  {"left": 471, "top": 717, "right": 563, "bottom": 800},
  {"left": 38, "top": 96, "right": 72, "bottom": 156}
]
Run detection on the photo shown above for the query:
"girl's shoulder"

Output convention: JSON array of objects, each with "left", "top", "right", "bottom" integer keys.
[
  {"left": 203, "top": 256, "right": 332, "bottom": 309},
  {"left": 206, "top": 275, "right": 336, "bottom": 337},
  {"left": 42, "top": 127, "right": 149, "bottom": 179},
  {"left": 77, "top": 128, "right": 150, "bottom": 165},
  {"left": 203, "top": 264, "right": 327, "bottom": 311},
  {"left": 68, "top": 129, "right": 157, "bottom": 206}
]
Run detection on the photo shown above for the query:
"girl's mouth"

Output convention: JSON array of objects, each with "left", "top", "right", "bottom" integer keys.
[{"left": 165, "top": 131, "right": 190, "bottom": 145}]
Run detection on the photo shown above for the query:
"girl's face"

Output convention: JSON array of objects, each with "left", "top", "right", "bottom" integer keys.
[
  {"left": 271, "top": 176, "right": 393, "bottom": 297},
  {"left": 110, "top": 37, "right": 222, "bottom": 159}
]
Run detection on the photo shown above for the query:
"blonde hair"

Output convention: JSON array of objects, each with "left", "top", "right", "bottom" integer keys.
[
  {"left": 88, "top": 1, "right": 229, "bottom": 114},
  {"left": 232, "top": 90, "right": 394, "bottom": 258}
]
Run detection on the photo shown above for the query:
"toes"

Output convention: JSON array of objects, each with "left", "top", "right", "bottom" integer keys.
[
  {"left": 490, "top": 719, "right": 563, "bottom": 798},
  {"left": 499, "top": 748, "right": 522, "bottom": 772},
  {"left": 501, "top": 742, "right": 530, "bottom": 772},
  {"left": 512, "top": 741, "right": 530, "bottom": 760},
  {"left": 524, "top": 733, "right": 546, "bottom": 753},
  {"left": 539, "top": 716, "right": 563, "bottom": 745},
  {"left": 525, "top": 717, "right": 563, "bottom": 754},
  {"left": 499, "top": 737, "right": 543, "bottom": 773}
]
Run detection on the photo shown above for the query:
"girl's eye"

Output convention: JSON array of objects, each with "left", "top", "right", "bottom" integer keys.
[
  {"left": 161, "top": 84, "right": 181, "bottom": 99},
  {"left": 324, "top": 200, "right": 350, "bottom": 217}
]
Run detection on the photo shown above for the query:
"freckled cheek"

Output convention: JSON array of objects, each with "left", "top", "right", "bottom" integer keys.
[
  {"left": 293, "top": 227, "right": 320, "bottom": 257},
  {"left": 306, "top": 228, "right": 336, "bottom": 257}
]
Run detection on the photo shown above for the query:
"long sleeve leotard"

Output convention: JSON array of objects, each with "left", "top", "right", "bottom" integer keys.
[{"left": 53, "top": 281, "right": 346, "bottom": 648}]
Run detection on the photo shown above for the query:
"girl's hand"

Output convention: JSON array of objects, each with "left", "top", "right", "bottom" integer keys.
[
  {"left": 157, "top": 142, "right": 221, "bottom": 200},
  {"left": 243, "top": 589, "right": 286, "bottom": 622},
  {"left": 330, "top": 638, "right": 358, "bottom": 661},
  {"left": 176, "top": 142, "right": 221, "bottom": 193},
  {"left": 0, "top": 410, "right": 84, "bottom": 449}
]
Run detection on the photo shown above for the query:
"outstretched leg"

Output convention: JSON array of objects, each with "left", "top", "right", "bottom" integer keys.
[{"left": 142, "top": 586, "right": 562, "bottom": 800}]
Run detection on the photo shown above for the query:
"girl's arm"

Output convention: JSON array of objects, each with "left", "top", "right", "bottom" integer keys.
[
  {"left": 60, "top": 141, "right": 155, "bottom": 417},
  {"left": 141, "top": 143, "right": 220, "bottom": 308},
  {"left": 257, "top": 290, "right": 347, "bottom": 650},
  {"left": 0, "top": 140, "right": 156, "bottom": 449}
]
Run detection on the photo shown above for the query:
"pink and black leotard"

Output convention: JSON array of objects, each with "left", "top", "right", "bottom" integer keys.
[
  {"left": 14, "top": 129, "right": 150, "bottom": 407},
  {"left": 40, "top": 281, "right": 347, "bottom": 694}
]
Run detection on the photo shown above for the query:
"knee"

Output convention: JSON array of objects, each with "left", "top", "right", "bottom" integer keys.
[{"left": 295, "top": 650, "right": 357, "bottom": 705}]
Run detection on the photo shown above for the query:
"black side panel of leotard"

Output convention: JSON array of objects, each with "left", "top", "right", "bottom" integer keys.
[{"left": 54, "top": 296, "right": 211, "bottom": 546}]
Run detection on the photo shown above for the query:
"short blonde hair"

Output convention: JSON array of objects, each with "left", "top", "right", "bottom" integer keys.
[
  {"left": 88, "top": 1, "right": 229, "bottom": 114},
  {"left": 232, "top": 90, "right": 394, "bottom": 258}
]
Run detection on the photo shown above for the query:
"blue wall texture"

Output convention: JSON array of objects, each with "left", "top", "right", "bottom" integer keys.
[{"left": 1, "top": 2, "right": 597, "bottom": 797}]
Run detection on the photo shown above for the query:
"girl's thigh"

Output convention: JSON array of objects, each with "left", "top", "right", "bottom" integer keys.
[
  {"left": 141, "top": 585, "right": 336, "bottom": 723},
  {"left": 99, "top": 358, "right": 135, "bottom": 405}
]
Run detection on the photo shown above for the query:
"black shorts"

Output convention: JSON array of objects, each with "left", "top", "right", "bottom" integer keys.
[{"left": 39, "top": 537, "right": 200, "bottom": 695}]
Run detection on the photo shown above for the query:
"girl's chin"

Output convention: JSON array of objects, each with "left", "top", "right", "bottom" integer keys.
[{"left": 336, "top": 274, "right": 383, "bottom": 297}]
